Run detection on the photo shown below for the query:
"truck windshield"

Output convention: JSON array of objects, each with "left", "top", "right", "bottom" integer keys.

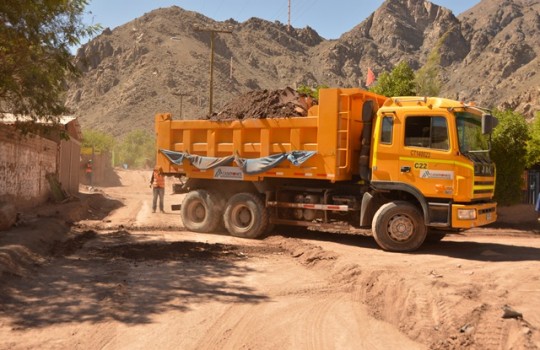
[{"left": 455, "top": 111, "right": 490, "bottom": 154}]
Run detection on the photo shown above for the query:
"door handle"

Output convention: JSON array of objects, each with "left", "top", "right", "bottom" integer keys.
[{"left": 401, "top": 166, "right": 411, "bottom": 173}]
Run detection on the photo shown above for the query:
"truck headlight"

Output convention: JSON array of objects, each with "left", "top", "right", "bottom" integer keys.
[{"left": 457, "top": 209, "right": 477, "bottom": 220}]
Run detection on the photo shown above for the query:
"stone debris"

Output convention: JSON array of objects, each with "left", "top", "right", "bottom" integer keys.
[
  {"left": 501, "top": 304, "right": 523, "bottom": 319},
  {"left": 210, "top": 87, "right": 316, "bottom": 121}
]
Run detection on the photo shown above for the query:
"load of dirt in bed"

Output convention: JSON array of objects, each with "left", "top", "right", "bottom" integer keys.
[{"left": 211, "top": 87, "right": 316, "bottom": 121}]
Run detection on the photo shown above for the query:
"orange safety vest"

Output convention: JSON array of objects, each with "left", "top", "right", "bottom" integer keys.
[{"left": 152, "top": 170, "right": 165, "bottom": 188}]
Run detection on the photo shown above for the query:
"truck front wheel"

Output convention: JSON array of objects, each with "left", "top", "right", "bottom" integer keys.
[
  {"left": 372, "top": 201, "right": 427, "bottom": 252},
  {"left": 223, "top": 192, "right": 268, "bottom": 239},
  {"left": 181, "top": 190, "right": 221, "bottom": 233}
]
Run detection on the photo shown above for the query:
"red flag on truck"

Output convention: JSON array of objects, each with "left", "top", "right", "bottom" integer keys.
[{"left": 366, "top": 68, "right": 376, "bottom": 87}]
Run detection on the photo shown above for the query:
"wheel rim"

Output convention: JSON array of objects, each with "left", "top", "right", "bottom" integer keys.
[
  {"left": 387, "top": 214, "right": 414, "bottom": 242},
  {"left": 188, "top": 200, "right": 206, "bottom": 223},
  {"left": 231, "top": 204, "right": 254, "bottom": 232}
]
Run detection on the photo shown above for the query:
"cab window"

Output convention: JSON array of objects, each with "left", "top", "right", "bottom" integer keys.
[
  {"left": 381, "top": 116, "right": 393, "bottom": 144},
  {"left": 404, "top": 116, "right": 448, "bottom": 150}
]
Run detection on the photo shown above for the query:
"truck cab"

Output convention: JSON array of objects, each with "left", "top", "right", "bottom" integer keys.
[{"left": 368, "top": 97, "right": 497, "bottom": 249}]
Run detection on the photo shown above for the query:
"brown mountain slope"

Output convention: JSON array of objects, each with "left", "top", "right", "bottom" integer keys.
[
  {"left": 66, "top": 0, "right": 539, "bottom": 138},
  {"left": 67, "top": 7, "right": 325, "bottom": 135},
  {"left": 447, "top": 0, "right": 540, "bottom": 115}
]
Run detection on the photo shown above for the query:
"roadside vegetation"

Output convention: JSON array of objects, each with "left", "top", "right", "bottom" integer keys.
[
  {"left": 0, "top": 0, "right": 98, "bottom": 129},
  {"left": 82, "top": 129, "right": 155, "bottom": 169}
]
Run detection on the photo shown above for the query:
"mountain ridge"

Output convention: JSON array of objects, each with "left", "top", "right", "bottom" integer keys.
[{"left": 67, "top": 0, "right": 540, "bottom": 137}]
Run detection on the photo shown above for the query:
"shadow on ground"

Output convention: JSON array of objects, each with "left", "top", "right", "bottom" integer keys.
[
  {"left": 0, "top": 230, "right": 280, "bottom": 328},
  {"left": 278, "top": 229, "right": 540, "bottom": 262}
]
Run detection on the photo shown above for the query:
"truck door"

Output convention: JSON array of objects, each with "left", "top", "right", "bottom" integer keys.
[
  {"left": 371, "top": 114, "right": 399, "bottom": 181},
  {"left": 399, "top": 115, "right": 455, "bottom": 200}
]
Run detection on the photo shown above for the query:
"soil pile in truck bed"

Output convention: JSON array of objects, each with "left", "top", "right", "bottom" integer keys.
[{"left": 210, "top": 87, "right": 316, "bottom": 121}]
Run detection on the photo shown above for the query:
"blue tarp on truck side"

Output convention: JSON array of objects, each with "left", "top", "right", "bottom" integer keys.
[{"left": 160, "top": 149, "right": 316, "bottom": 175}]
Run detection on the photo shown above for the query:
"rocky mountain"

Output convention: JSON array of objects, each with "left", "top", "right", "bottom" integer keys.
[{"left": 66, "top": 0, "right": 540, "bottom": 137}]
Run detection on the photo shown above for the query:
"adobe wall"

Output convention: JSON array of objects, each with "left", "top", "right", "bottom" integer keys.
[{"left": 0, "top": 126, "right": 57, "bottom": 210}]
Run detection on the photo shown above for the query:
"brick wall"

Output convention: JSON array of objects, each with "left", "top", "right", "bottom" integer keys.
[{"left": 0, "top": 126, "right": 57, "bottom": 210}]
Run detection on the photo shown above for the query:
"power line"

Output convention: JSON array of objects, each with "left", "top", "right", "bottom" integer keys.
[
  {"left": 235, "top": 0, "right": 252, "bottom": 20},
  {"left": 193, "top": 26, "right": 233, "bottom": 116},
  {"left": 271, "top": 2, "right": 289, "bottom": 23},
  {"left": 212, "top": 0, "right": 226, "bottom": 21},
  {"left": 291, "top": 0, "right": 321, "bottom": 27}
]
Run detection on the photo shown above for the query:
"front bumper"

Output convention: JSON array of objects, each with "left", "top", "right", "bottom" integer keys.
[{"left": 451, "top": 202, "right": 497, "bottom": 229}]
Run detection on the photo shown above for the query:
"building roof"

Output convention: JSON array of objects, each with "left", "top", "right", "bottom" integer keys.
[{"left": 0, "top": 113, "right": 82, "bottom": 140}]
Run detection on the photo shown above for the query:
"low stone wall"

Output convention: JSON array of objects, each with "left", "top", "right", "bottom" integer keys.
[{"left": 0, "top": 126, "right": 57, "bottom": 210}]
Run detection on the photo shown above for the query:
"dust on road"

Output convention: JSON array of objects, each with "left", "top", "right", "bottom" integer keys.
[{"left": 0, "top": 169, "right": 539, "bottom": 349}]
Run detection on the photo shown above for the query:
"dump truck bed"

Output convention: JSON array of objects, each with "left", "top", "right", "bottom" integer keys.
[{"left": 155, "top": 88, "right": 387, "bottom": 183}]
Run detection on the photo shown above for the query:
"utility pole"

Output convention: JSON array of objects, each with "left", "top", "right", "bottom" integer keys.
[
  {"left": 172, "top": 92, "right": 190, "bottom": 119},
  {"left": 194, "top": 26, "right": 232, "bottom": 116},
  {"left": 288, "top": 0, "right": 291, "bottom": 31}
]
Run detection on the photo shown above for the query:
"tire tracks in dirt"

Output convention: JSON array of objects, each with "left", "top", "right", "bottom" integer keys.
[{"left": 270, "top": 235, "right": 539, "bottom": 349}]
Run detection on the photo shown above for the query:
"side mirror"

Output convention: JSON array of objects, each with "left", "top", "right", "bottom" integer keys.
[{"left": 482, "top": 114, "right": 499, "bottom": 134}]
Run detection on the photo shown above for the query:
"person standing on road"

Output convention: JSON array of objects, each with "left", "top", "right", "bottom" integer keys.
[
  {"left": 150, "top": 166, "right": 165, "bottom": 213},
  {"left": 85, "top": 159, "right": 93, "bottom": 187}
]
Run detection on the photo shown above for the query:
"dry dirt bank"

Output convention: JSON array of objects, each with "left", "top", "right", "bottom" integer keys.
[{"left": 0, "top": 169, "right": 539, "bottom": 349}]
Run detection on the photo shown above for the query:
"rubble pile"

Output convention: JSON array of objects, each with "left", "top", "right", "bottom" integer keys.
[{"left": 212, "top": 87, "right": 316, "bottom": 121}]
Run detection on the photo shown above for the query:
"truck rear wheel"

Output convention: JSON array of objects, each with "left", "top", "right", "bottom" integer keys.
[
  {"left": 223, "top": 192, "right": 268, "bottom": 239},
  {"left": 181, "top": 190, "right": 221, "bottom": 233},
  {"left": 372, "top": 201, "right": 427, "bottom": 252}
]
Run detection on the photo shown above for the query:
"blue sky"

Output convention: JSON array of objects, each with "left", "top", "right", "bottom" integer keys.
[{"left": 80, "top": 0, "right": 479, "bottom": 45}]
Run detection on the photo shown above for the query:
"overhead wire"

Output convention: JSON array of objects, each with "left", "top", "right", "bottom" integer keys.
[
  {"left": 291, "top": 0, "right": 321, "bottom": 28},
  {"left": 235, "top": 0, "right": 252, "bottom": 20},
  {"left": 211, "top": 0, "right": 226, "bottom": 21},
  {"left": 270, "top": 1, "right": 289, "bottom": 24}
]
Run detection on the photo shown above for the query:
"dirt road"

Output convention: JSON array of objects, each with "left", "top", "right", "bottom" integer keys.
[{"left": 1, "top": 169, "right": 539, "bottom": 349}]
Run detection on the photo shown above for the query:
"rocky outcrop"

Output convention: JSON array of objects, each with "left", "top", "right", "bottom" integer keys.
[{"left": 66, "top": 0, "right": 540, "bottom": 137}]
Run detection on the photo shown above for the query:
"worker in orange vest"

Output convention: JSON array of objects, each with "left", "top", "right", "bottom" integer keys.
[
  {"left": 85, "top": 159, "right": 93, "bottom": 186},
  {"left": 150, "top": 166, "right": 165, "bottom": 213}
]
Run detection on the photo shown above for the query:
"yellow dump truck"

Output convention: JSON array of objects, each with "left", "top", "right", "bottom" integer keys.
[{"left": 155, "top": 88, "right": 498, "bottom": 251}]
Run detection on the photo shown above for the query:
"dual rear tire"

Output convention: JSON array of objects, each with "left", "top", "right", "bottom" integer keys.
[
  {"left": 223, "top": 193, "right": 268, "bottom": 238},
  {"left": 180, "top": 190, "right": 223, "bottom": 233},
  {"left": 181, "top": 190, "right": 268, "bottom": 239}
]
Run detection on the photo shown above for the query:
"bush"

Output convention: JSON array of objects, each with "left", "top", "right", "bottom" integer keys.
[
  {"left": 82, "top": 130, "right": 115, "bottom": 153},
  {"left": 491, "top": 109, "right": 530, "bottom": 206},
  {"left": 115, "top": 130, "right": 155, "bottom": 168},
  {"left": 526, "top": 111, "right": 540, "bottom": 168},
  {"left": 369, "top": 62, "right": 416, "bottom": 97},
  {"left": 296, "top": 84, "right": 328, "bottom": 99}
]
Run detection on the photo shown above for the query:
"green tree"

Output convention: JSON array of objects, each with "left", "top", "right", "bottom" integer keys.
[
  {"left": 491, "top": 109, "right": 530, "bottom": 206},
  {"left": 82, "top": 130, "right": 115, "bottom": 153},
  {"left": 414, "top": 28, "right": 454, "bottom": 96},
  {"left": 116, "top": 130, "right": 155, "bottom": 168},
  {"left": 526, "top": 112, "right": 540, "bottom": 167},
  {"left": 296, "top": 84, "right": 329, "bottom": 100},
  {"left": 415, "top": 47, "right": 441, "bottom": 96},
  {"left": 0, "top": 0, "right": 98, "bottom": 122},
  {"left": 369, "top": 62, "right": 416, "bottom": 97}
]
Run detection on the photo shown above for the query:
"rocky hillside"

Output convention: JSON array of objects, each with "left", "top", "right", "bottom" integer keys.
[{"left": 66, "top": 0, "right": 540, "bottom": 137}]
